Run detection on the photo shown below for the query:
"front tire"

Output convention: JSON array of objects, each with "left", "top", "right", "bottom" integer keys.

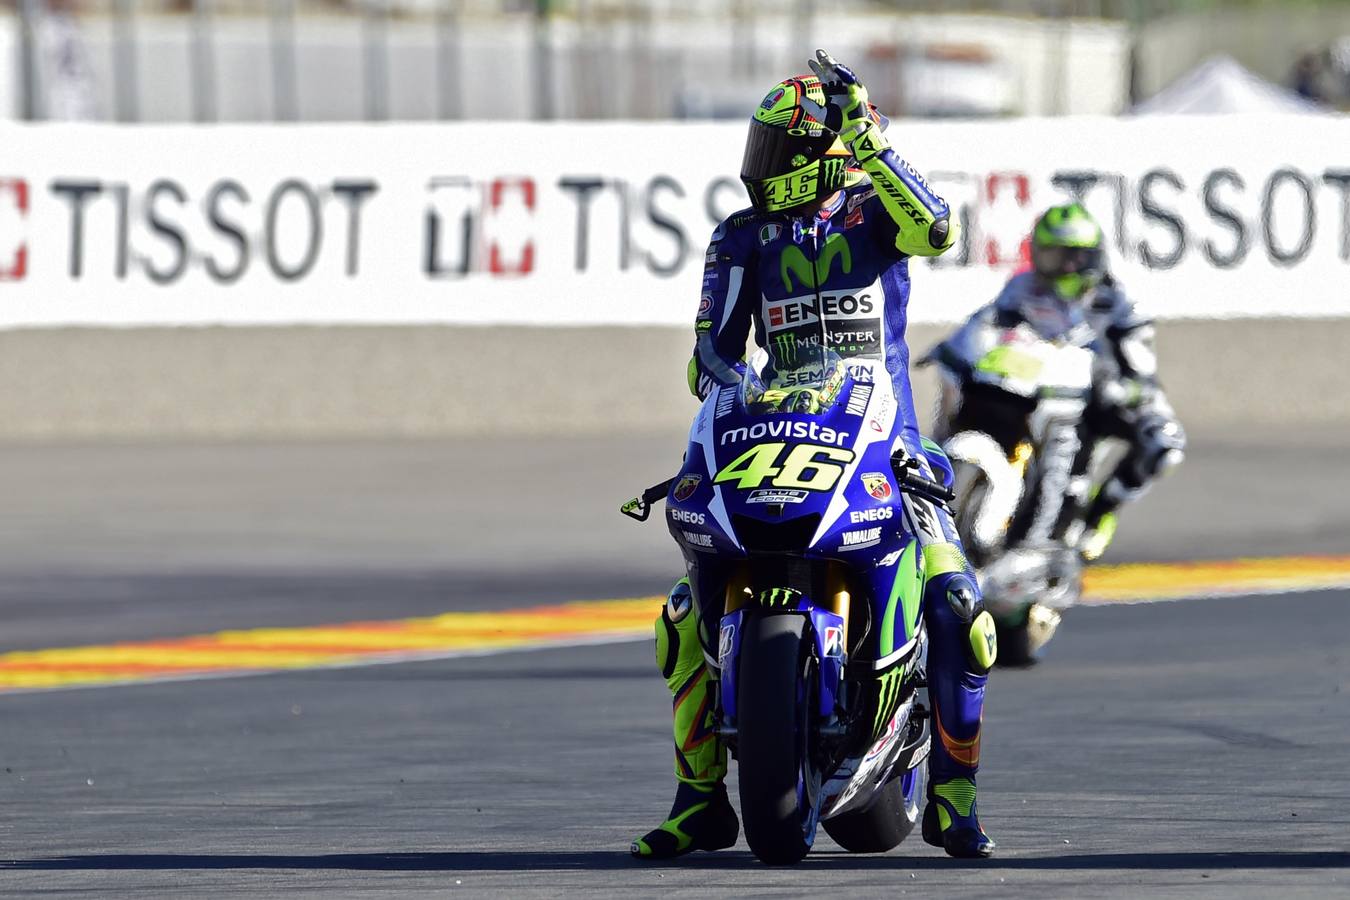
[
  {"left": 995, "top": 619, "right": 1037, "bottom": 667},
  {"left": 822, "top": 759, "right": 925, "bottom": 853},
  {"left": 996, "top": 603, "right": 1061, "bottom": 667},
  {"left": 737, "top": 614, "right": 814, "bottom": 865}
]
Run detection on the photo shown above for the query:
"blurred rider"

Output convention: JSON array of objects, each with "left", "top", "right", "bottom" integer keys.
[
  {"left": 631, "top": 50, "right": 997, "bottom": 862},
  {"left": 932, "top": 203, "right": 1187, "bottom": 560}
]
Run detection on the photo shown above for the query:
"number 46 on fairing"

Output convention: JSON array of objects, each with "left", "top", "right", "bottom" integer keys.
[{"left": 714, "top": 442, "right": 856, "bottom": 492}]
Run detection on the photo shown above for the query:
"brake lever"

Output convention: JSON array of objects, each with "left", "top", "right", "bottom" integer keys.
[
  {"left": 890, "top": 453, "right": 956, "bottom": 506},
  {"left": 620, "top": 478, "right": 676, "bottom": 523}
]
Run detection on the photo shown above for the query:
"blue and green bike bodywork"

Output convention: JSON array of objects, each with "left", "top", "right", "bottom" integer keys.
[{"left": 661, "top": 352, "right": 945, "bottom": 863}]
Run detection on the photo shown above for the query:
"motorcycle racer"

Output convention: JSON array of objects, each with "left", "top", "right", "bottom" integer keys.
[
  {"left": 631, "top": 50, "right": 997, "bottom": 862},
  {"left": 931, "top": 203, "right": 1187, "bottom": 560}
]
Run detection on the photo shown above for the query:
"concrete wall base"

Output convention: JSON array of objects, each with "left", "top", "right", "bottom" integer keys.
[{"left": 0, "top": 319, "right": 1342, "bottom": 442}]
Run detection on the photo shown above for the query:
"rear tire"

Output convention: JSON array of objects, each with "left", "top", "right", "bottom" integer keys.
[
  {"left": 822, "top": 759, "right": 925, "bottom": 853},
  {"left": 737, "top": 614, "right": 814, "bottom": 865}
]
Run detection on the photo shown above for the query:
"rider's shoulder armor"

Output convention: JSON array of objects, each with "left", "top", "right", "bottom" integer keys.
[
  {"left": 709, "top": 205, "right": 765, "bottom": 251},
  {"left": 700, "top": 205, "right": 764, "bottom": 302},
  {"left": 1085, "top": 280, "right": 1153, "bottom": 343},
  {"left": 935, "top": 303, "right": 1000, "bottom": 374},
  {"left": 993, "top": 271, "right": 1042, "bottom": 310},
  {"left": 992, "top": 272, "right": 1083, "bottom": 337}
]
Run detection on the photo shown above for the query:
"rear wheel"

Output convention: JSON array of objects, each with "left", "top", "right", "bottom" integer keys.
[
  {"left": 737, "top": 613, "right": 815, "bottom": 865},
  {"left": 822, "top": 759, "right": 925, "bottom": 853}
]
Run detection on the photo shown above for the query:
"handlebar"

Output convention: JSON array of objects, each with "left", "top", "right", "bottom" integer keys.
[{"left": 890, "top": 453, "right": 956, "bottom": 507}]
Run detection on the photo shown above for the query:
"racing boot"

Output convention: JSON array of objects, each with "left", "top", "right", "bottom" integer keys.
[
  {"left": 1079, "top": 416, "right": 1184, "bottom": 562},
  {"left": 631, "top": 779, "right": 738, "bottom": 860},
  {"left": 1079, "top": 478, "right": 1133, "bottom": 561},
  {"left": 631, "top": 579, "right": 738, "bottom": 859},
  {"left": 920, "top": 543, "right": 997, "bottom": 859},
  {"left": 1078, "top": 510, "right": 1118, "bottom": 562},
  {"left": 923, "top": 775, "right": 995, "bottom": 859}
]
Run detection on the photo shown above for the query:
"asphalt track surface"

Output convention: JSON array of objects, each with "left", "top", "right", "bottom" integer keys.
[{"left": 2, "top": 430, "right": 1348, "bottom": 897}]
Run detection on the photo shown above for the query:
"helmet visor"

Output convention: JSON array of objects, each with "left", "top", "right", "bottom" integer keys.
[
  {"left": 1033, "top": 244, "right": 1104, "bottom": 280},
  {"left": 740, "top": 119, "right": 835, "bottom": 182}
]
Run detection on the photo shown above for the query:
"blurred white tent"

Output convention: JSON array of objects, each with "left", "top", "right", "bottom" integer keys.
[{"left": 1133, "top": 55, "right": 1326, "bottom": 114}]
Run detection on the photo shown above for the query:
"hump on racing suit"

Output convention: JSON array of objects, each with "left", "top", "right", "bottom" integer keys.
[{"left": 690, "top": 159, "right": 956, "bottom": 462}]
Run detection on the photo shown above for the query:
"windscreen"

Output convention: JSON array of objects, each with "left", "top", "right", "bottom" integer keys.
[{"left": 739, "top": 345, "right": 848, "bottom": 417}]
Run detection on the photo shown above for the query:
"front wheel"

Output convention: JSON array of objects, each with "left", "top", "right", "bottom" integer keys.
[
  {"left": 736, "top": 613, "right": 816, "bottom": 865},
  {"left": 822, "top": 760, "right": 925, "bottom": 853},
  {"left": 996, "top": 603, "right": 1062, "bottom": 667}
]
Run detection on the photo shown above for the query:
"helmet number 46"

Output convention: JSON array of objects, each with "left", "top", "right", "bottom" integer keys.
[{"left": 715, "top": 442, "right": 856, "bottom": 492}]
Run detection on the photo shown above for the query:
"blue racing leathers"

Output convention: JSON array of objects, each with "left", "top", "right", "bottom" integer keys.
[{"left": 688, "top": 156, "right": 992, "bottom": 792}]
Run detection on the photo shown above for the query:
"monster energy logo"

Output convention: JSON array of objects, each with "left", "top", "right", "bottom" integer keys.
[
  {"left": 820, "top": 158, "right": 846, "bottom": 187},
  {"left": 772, "top": 332, "right": 798, "bottom": 367},
  {"left": 760, "top": 588, "right": 801, "bottom": 608},
  {"left": 780, "top": 232, "right": 853, "bottom": 291},
  {"left": 873, "top": 665, "right": 908, "bottom": 740}
]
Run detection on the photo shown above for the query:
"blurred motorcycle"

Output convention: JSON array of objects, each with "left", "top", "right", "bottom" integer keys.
[{"left": 925, "top": 320, "right": 1099, "bottom": 665}]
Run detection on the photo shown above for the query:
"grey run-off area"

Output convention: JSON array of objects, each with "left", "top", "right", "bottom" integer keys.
[
  {"left": 0, "top": 431, "right": 1347, "bottom": 896},
  {"left": 1, "top": 306, "right": 1348, "bottom": 896}
]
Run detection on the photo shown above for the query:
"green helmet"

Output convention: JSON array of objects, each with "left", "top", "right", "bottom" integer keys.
[
  {"left": 1031, "top": 203, "right": 1106, "bottom": 301},
  {"left": 741, "top": 75, "right": 854, "bottom": 214}
]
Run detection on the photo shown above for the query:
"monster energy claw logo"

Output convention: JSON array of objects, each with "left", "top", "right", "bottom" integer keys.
[
  {"left": 772, "top": 332, "right": 798, "bottom": 367},
  {"left": 761, "top": 588, "right": 800, "bottom": 608},
  {"left": 873, "top": 665, "right": 908, "bottom": 739}
]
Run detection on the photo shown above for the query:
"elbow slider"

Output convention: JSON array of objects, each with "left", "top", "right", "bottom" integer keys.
[{"left": 928, "top": 217, "right": 952, "bottom": 251}]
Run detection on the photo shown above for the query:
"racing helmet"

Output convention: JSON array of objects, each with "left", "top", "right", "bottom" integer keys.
[
  {"left": 1031, "top": 203, "right": 1106, "bottom": 301},
  {"left": 741, "top": 76, "right": 881, "bottom": 214}
]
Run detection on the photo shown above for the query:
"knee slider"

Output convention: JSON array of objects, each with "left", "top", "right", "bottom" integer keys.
[
  {"left": 934, "top": 571, "right": 997, "bottom": 674},
  {"left": 1138, "top": 416, "right": 1186, "bottom": 481},
  {"left": 655, "top": 578, "right": 703, "bottom": 684},
  {"left": 942, "top": 573, "right": 981, "bottom": 622},
  {"left": 1148, "top": 447, "right": 1185, "bottom": 481}
]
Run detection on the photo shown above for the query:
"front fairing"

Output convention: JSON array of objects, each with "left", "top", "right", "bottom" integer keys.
[
  {"left": 964, "top": 322, "right": 1095, "bottom": 400},
  {"left": 669, "top": 351, "right": 927, "bottom": 675},
  {"left": 667, "top": 354, "right": 903, "bottom": 566}
]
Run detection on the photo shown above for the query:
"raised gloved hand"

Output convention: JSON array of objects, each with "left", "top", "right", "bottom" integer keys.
[{"left": 797, "top": 49, "right": 888, "bottom": 164}]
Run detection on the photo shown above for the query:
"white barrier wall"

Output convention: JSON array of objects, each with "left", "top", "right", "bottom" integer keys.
[{"left": 1, "top": 116, "right": 1349, "bottom": 330}]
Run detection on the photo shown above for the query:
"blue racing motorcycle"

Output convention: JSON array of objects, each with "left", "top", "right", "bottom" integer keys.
[{"left": 623, "top": 345, "right": 955, "bottom": 865}]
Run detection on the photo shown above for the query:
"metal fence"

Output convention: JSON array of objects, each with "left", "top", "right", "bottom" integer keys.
[{"left": 3, "top": 0, "right": 1347, "bottom": 121}]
